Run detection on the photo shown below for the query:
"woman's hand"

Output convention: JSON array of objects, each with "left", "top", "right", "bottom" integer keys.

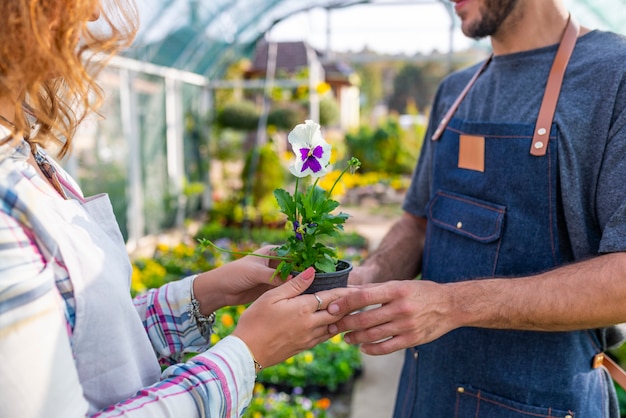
[
  {"left": 192, "top": 245, "right": 284, "bottom": 315},
  {"left": 232, "top": 267, "right": 358, "bottom": 368}
]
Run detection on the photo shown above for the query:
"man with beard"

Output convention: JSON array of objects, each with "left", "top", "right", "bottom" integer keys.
[{"left": 328, "top": 0, "right": 626, "bottom": 416}]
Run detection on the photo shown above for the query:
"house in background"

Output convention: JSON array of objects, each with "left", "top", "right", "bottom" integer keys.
[{"left": 245, "top": 40, "right": 360, "bottom": 131}]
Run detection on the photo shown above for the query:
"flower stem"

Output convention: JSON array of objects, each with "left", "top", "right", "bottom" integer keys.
[
  {"left": 198, "top": 238, "right": 291, "bottom": 261},
  {"left": 326, "top": 164, "right": 351, "bottom": 198},
  {"left": 294, "top": 178, "right": 299, "bottom": 223}
]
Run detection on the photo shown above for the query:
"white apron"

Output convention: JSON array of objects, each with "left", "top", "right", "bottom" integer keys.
[{"left": 33, "top": 174, "right": 161, "bottom": 413}]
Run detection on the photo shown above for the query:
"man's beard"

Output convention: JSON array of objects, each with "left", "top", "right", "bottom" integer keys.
[{"left": 465, "top": 0, "right": 519, "bottom": 39}]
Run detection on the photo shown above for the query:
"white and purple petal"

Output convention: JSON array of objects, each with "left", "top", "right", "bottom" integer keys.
[{"left": 288, "top": 120, "right": 331, "bottom": 178}]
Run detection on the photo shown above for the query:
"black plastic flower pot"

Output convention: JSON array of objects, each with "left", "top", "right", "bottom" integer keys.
[{"left": 299, "top": 260, "right": 353, "bottom": 295}]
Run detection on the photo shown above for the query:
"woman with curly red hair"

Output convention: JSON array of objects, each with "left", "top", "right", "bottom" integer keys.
[{"left": 0, "top": 1, "right": 354, "bottom": 416}]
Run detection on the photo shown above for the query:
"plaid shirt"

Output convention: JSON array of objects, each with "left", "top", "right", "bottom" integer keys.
[{"left": 0, "top": 135, "right": 255, "bottom": 417}]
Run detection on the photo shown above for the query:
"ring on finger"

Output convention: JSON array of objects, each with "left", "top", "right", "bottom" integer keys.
[{"left": 314, "top": 293, "right": 323, "bottom": 311}]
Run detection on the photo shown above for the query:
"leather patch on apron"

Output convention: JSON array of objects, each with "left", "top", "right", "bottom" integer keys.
[{"left": 458, "top": 134, "right": 485, "bottom": 172}]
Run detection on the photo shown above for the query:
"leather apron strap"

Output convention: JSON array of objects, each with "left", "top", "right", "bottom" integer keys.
[
  {"left": 431, "top": 15, "right": 580, "bottom": 158},
  {"left": 431, "top": 55, "right": 493, "bottom": 141},
  {"left": 530, "top": 16, "right": 580, "bottom": 156},
  {"left": 594, "top": 353, "right": 626, "bottom": 391}
]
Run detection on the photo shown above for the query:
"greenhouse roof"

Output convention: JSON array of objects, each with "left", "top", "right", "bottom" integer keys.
[{"left": 125, "top": 0, "right": 626, "bottom": 78}]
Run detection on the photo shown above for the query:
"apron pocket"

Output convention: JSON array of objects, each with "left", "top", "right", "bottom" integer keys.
[
  {"left": 424, "top": 190, "right": 506, "bottom": 280},
  {"left": 454, "top": 385, "right": 574, "bottom": 418},
  {"left": 427, "top": 190, "right": 505, "bottom": 243}
]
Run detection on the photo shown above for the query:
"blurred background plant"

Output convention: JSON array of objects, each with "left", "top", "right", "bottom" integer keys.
[{"left": 244, "top": 383, "right": 332, "bottom": 418}]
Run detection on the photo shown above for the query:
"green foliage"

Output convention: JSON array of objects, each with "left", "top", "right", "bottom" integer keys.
[
  {"left": 387, "top": 62, "right": 442, "bottom": 113},
  {"left": 211, "top": 304, "right": 361, "bottom": 395},
  {"left": 214, "top": 59, "right": 253, "bottom": 106},
  {"left": 206, "top": 198, "right": 241, "bottom": 227},
  {"left": 131, "top": 242, "right": 219, "bottom": 296},
  {"left": 609, "top": 344, "right": 626, "bottom": 416},
  {"left": 196, "top": 221, "right": 367, "bottom": 252},
  {"left": 210, "top": 128, "right": 247, "bottom": 161},
  {"left": 242, "top": 143, "right": 286, "bottom": 206},
  {"left": 243, "top": 385, "right": 331, "bottom": 418},
  {"left": 319, "top": 98, "right": 340, "bottom": 127},
  {"left": 272, "top": 157, "right": 362, "bottom": 279},
  {"left": 206, "top": 196, "right": 285, "bottom": 228},
  {"left": 216, "top": 101, "right": 259, "bottom": 131},
  {"left": 202, "top": 117, "right": 363, "bottom": 281},
  {"left": 256, "top": 335, "right": 361, "bottom": 392},
  {"left": 268, "top": 106, "right": 305, "bottom": 131},
  {"left": 617, "top": 384, "right": 626, "bottom": 417},
  {"left": 196, "top": 221, "right": 290, "bottom": 244},
  {"left": 345, "top": 119, "right": 415, "bottom": 174},
  {"left": 352, "top": 62, "right": 391, "bottom": 114}
]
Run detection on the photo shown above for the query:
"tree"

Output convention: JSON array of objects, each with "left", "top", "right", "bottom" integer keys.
[{"left": 387, "top": 61, "right": 447, "bottom": 114}]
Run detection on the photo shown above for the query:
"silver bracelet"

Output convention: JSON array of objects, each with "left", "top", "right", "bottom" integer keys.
[{"left": 190, "top": 275, "right": 216, "bottom": 337}]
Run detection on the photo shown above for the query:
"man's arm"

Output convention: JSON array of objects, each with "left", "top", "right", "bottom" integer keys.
[
  {"left": 350, "top": 212, "right": 427, "bottom": 285},
  {"left": 331, "top": 251, "right": 626, "bottom": 355},
  {"left": 453, "top": 251, "right": 626, "bottom": 332}
]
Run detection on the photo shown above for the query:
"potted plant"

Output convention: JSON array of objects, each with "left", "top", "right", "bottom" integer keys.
[{"left": 200, "top": 120, "right": 361, "bottom": 294}]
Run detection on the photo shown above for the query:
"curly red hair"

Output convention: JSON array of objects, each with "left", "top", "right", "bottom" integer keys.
[{"left": 0, "top": 0, "right": 137, "bottom": 157}]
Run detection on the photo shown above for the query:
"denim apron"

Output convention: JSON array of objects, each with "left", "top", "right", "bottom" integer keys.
[{"left": 393, "top": 19, "right": 618, "bottom": 418}]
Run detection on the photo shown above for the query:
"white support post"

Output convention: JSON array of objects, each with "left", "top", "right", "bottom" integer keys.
[
  {"left": 120, "top": 68, "right": 144, "bottom": 250},
  {"left": 200, "top": 85, "right": 213, "bottom": 211},
  {"left": 306, "top": 45, "right": 323, "bottom": 123},
  {"left": 165, "top": 77, "right": 186, "bottom": 228}
]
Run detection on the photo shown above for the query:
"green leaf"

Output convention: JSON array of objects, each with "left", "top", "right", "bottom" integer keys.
[
  {"left": 321, "top": 199, "right": 340, "bottom": 213},
  {"left": 280, "top": 261, "right": 293, "bottom": 280},
  {"left": 274, "top": 188, "right": 295, "bottom": 219},
  {"left": 315, "top": 257, "right": 337, "bottom": 273}
]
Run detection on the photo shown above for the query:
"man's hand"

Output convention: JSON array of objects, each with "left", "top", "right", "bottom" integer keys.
[{"left": 328, "top": 280, "right": 457, "bottom": 355}]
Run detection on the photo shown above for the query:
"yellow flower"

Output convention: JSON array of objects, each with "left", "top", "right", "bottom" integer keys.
[
  {"left": 130, "top": 265, "right": 147, "bottom": 294},
  {"left": 318, "top": 170, "right": 340, "bottom": 193},
  {"left": 302, "top": 351, "right": 314, "bottom": 363},
  {"left": 253, "top": 382, "right": 264, "bottom": 394},
  {"left": 173, "top": 243, "right": 194, "bottom": 258},
  {"left": 305, "top": 413, "right": 314, "bottom": 418},
  {"left": 236, "top": 305, "right": 246, "bottom": 315},
  {"left": 210, "top": 334, "right": 221, "bottom": 345},
  {"left": 330, "top": 334, "right": 342, "bottom": 344},
  {"left": 141, "top": 259, "right": 167, "bottom": 285},
  {"left": 316, "top": 82, "right": 331, "bottom": 95},
  {"left": 156, "top": 243, "right": 170, "bottom": 253},
  {"left": 285, "top": 356, "right": 295, "bottom": 365}
]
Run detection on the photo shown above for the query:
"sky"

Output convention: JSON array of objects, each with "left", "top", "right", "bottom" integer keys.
[
  {"left": 266, "top": 3, "right": 478, "bottom": 56},
  {"left": 264, "top": 1, "right": 624, "bottom": 56}
]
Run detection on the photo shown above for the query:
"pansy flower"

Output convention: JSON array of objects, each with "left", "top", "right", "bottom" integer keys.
[
  {"left": 288, "top": 120, "right": 331, "bottom": 178},
  {"left": 198, "top": 120, "right": 361, "bottom": 281},
  {"left": 293, "top": 220, "right": 304, "bottom": 241}
]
